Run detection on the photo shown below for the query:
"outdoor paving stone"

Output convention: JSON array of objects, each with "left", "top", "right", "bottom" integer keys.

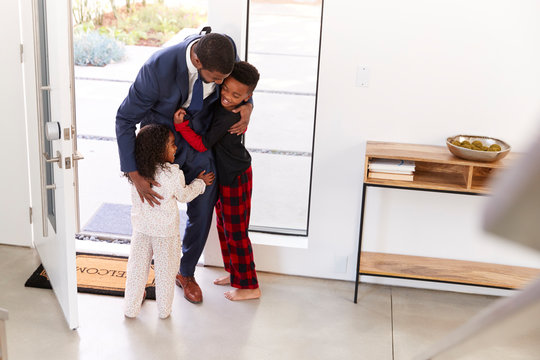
[
  {"left": 75, "top": 80, "right": 131, "bottom": 138},
  {"left": 245, "top": 91, "right": 315, "bottom": 153},
  {"left": 249, "top": 4, "right": 321, "bottom": 56},
  {"left": 249, "top": 52, "right": 318, "bottom": 94},
  {"left": 250, "top": 152, "right": 311, "bottom": 230},
  {"left": 250, "top": 1, "right": 321, "bottom": 19},
  {"left": 77, "top": 138, "right": 131, "bottom": 228}
]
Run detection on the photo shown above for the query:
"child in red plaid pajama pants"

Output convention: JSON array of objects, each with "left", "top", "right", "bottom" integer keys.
[{"left": 175, "top": 61, "right": 261, "bottom": 301}]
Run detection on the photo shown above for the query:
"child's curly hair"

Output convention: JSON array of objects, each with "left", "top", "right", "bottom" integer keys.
[{"left": 130, "top": 124, "right": 171, "bottom": 182}]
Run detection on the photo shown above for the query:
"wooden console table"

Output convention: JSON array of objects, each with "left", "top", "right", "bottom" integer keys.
[{"left": 354, "top": 141, "right": 540, "bottom": 303}]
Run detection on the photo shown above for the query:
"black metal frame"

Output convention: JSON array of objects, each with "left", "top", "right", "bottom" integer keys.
[{"left": 353, "top": 182, "right": 499, "bottom": 303}]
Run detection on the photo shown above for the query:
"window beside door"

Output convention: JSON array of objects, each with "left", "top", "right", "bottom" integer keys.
[{"left": 245, "top": 0, "right": 323, "bottom": 235}]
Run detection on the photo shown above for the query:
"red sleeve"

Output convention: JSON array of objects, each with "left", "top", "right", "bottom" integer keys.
[{"left": 174, "top": 121, "right": 208, "bottom": 152}]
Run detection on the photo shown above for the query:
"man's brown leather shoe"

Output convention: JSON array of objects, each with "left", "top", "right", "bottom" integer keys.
[{"left": 175, "top": 274, "right": 203, "bottom": 304}]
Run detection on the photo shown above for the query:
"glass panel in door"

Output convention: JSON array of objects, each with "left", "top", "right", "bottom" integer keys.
[{"left": 37, "top": 0, "right": 57, "bottom": 231}]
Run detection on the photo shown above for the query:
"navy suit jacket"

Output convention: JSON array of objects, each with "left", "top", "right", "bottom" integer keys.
[{"left": 116, "top": 33, "right": 240, "bottom": 182}]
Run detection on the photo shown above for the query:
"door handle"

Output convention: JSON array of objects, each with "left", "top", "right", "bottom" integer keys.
[
  {"left": 43, "top": 151, "right": 62, "bottom": 168},
  {"left": 67, "top": 151, "right": 84, "bottom": 169},
  {"left": 72, "top": 151, "right": 84, "bottom": 161}
]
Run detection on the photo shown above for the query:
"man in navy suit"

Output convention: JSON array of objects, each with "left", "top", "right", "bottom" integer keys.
[{"left": 116, "top": 31, "right": 253, "bottom": 304}]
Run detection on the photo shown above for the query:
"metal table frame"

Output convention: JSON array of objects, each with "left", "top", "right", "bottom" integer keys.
[{"left": 353, "top": 182, "right": 489, "bottom": 303}]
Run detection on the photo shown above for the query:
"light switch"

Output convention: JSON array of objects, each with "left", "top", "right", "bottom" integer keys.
[{"left": 356, "top": 66, "right": 370, "bottom": 87}]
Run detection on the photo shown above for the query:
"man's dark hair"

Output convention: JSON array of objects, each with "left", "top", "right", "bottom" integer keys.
[
  {"left": 194, "top": 33, "right": 235, "bottom": 74},
  {"left": 230, "top": 61, "right": 260, "bottom": 92},
  {"left": 133, "top": 124, "right": 170, "bottom": 181}
]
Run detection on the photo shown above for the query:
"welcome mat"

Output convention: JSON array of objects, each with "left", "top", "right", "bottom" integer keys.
[
  {"left": 24, "top": 253, "right": 156, "bottom": 300},
  {"left": 82, "top": 202, "right": 188, "bottom": 237}
]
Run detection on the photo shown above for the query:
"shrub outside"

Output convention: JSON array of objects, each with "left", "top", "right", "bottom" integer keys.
[{"left": 74, "top": 32, "right": 125, "bottom": 66}]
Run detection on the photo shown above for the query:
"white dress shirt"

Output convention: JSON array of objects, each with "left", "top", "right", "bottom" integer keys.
[{"left": 182, "top": 40, "right": 216, "bottom": 109}]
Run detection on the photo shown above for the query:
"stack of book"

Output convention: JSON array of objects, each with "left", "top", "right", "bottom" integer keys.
[{"left": 368, "top": 159, "right": 415, "bottom": 181}]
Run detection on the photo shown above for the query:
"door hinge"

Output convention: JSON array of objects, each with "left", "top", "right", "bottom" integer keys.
[
  {"left": 20, "top": 44, "right": 24, "bottom": 63},
  {"left": 29, "top": 207, "right": 33, "bottom": 224}
]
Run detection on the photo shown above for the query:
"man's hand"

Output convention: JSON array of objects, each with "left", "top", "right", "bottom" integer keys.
[
  {"left": 128, "top": 170, "right": 163, "bottom": 207},
  {"left": 174, "top": 108, "right": 187, "bottom": 124},
  {"left": 229, "top": 103, "right": 253, "bottom": 135}
]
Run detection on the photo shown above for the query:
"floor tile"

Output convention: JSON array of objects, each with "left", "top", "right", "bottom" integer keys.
[{"left": 392, "top": 286, "right": 498, "bottom": 359}]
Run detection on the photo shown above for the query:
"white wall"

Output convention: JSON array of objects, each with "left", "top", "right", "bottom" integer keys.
[
  {"left": 236, "top": 0, "right": 540, "bottom": 292},
  {"left": 0, "top": 0, "right": 32, "bottom": 247}
]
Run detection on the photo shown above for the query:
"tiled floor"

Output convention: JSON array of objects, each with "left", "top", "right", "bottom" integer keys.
[{"left": 1, "top": 244, "right": 538, "bottom": 360}]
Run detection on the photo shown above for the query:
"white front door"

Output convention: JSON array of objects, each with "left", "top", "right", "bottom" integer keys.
[{"left": 20, "top": 0, "right": 80, "bottom": 329}]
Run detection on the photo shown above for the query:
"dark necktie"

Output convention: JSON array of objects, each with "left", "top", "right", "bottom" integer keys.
[{"left": 187, "top": 73, "right": 203, "bottom": 115}]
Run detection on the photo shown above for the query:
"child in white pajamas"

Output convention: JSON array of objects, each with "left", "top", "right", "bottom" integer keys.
[{"left": 124, "top": 124, "right": 214, "bottom": 319}]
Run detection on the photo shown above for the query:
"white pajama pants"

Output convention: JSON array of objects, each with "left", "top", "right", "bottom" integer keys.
[{"left": 124, "top": 231, "right": 181, "bottom": 319}]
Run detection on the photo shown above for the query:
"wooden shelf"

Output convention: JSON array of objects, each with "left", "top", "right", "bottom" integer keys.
[
  {"left": 360, "top": 252, "right": 540, "bottom": 289},
  {"left": 354, "top": 141, "right": 532, "bottom": 303},
  {"left": 364, "top": 141, "right": 519, "bottom": 194}
]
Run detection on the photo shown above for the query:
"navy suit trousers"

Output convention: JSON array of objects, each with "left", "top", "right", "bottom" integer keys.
[{"left": 179, "top": 145, "right": 218, "bottom": 276}]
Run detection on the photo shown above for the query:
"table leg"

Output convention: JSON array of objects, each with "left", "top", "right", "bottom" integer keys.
[{"left": 354, "top": 182, "right": 368, "bottom": 303}]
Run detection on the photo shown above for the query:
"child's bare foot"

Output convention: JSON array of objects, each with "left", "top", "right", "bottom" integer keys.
[
  {"left": 213, "top": 275, "right": 230, "bottom": 285},
  {"left": 224, "top": 288, "right": 261, "bottom": 301}
]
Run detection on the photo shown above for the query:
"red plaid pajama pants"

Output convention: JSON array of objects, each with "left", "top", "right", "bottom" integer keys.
[{"left": 215, "top": 166, "right": 258, "bottom": 289}]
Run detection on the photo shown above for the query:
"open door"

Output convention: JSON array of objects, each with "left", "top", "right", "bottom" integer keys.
[{"left": 20, "top": 0, "right": 81, "bottom": 329}]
